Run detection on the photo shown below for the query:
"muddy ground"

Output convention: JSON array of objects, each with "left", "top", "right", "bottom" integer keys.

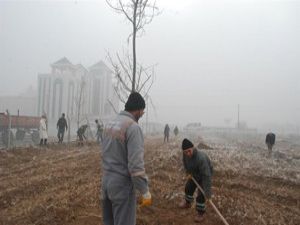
[{"left": 0, "top": 134, "right": 299, "bottom": 225}]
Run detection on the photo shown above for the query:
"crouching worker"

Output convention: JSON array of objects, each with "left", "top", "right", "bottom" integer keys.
[
  {"left": 77, "top": 124, "right": 88, "bottom": 146},
  {"left": 179, "top": 138, "right": 213, "bottom": 223},
  {"left": 101, "top": 92, "right": 152, "bottom": 225}
]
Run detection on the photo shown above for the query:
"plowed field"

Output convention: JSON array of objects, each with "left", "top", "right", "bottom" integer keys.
[{"left": 0, "top": 135, "right": 299, "bottom": 225}]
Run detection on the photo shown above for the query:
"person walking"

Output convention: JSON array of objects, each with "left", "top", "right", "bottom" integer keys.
[
  {"left": 101, "top": 92, "right": 152, "bottom": 225},
  {"left": 174, "top": 126, "right": 179, "bottom": 137},
  {"left": 39, "top": 114, "right": 48, "bottom": 146},
  {"left": 56, "top": 113, "right": 68, "bottom": 143},
  {"left": 178, "top": 138, "right": 213, "bottom": 223},
  {"left": 265, "top": 132, "right": 276, "bottom": 157},
  {"left": 95, "top": 119, "right": 103, "bottom": 143},
  {"left": 164, "top": 124, "right": 170, "bottom": 142}
]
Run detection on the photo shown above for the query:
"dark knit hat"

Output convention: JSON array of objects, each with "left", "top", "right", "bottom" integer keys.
[
  {"left": 125, "top": 92, "right": 146, "bottom": 111},
  {"left": 182, "top": 138, "right": 194, "bottom": 150}
]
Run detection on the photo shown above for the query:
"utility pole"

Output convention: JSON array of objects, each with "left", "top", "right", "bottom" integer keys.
[{"left": 237, "top": 104, "right": 240, "bottom": 129}]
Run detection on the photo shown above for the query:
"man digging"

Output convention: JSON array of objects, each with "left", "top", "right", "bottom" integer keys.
[{"left": 179, "top": 138, "right": 213, "bottom": 223}]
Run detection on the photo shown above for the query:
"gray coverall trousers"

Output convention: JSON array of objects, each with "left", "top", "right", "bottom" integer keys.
[{"left": 102, "top": 173, "right": 136, "bottom": 225}]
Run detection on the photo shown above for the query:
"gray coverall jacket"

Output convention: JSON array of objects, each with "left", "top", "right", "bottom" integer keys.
[{"left": 101, "top": 111, "right": 149, "bottom": 225}]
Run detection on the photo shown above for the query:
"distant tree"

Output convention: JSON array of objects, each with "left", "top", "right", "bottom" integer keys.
[{"left": 106, "top": 0, "right": 160, "bottom": 102}]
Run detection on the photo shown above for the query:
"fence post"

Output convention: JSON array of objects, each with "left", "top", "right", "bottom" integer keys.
[
  {"left": 7, "top": 110, "right": 12, "bottom": 150},
  {"left": 67, "top": 115, "right": 71, "bottom": 149}
]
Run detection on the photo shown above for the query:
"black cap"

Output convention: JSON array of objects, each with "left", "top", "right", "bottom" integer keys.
[
  {"left": 182, "top": 138, "right": 194, "bottom": 150},
  {"left": 125, "top": 92, "right": 146, "bottom": 111}
]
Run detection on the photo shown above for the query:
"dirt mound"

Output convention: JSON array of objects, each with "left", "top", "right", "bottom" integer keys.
[{"left": 198, "top": 142, "right": 213, "bottom": 150}]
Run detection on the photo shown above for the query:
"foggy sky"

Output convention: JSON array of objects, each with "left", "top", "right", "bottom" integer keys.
[{"left": 0, "top": 0, "right": 299, "bottom": 128}]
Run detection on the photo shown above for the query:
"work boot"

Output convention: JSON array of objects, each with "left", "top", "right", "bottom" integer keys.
[
  {"left": 194, "top": 213, "right": 205, "bottom": 223},
  {"left": 178, "top": 200, "right": 191, "bottom": 209}
]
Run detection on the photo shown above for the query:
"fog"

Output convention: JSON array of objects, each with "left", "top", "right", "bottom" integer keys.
[{"left": 0, "top": 0, "right": 299, "bottom": 130}]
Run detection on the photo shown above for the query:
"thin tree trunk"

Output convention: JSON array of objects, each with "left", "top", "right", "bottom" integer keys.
[{"left": 132, "top": 1, "right": 138, "bottom": 92}]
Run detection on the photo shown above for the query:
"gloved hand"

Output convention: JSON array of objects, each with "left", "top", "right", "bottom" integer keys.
[{"left": 139, "top": 191, "right": 152, "bottom": 207}]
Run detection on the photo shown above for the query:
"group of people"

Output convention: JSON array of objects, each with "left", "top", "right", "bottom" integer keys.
[
  {"left": 100, "top": 92, "right": 213, "bottom": 224},
  {"left": 76, "top": 121, "right": 103, "bottom": 145},
  {"left": 38, "top": 113, "right": 104, "bottom": 146},
  {"left": 163, "top": 124, "right": 179, "bottom": 142},
  {"left": 38, "top": 92, "right": 276, "bottom": 225},
  {"left": 100, "top": 92, "right": 277, "bottom": 225}
]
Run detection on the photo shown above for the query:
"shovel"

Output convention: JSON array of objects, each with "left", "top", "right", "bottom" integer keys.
[{"left": 191, "top": 177, "right": 230, "bottom": 225}]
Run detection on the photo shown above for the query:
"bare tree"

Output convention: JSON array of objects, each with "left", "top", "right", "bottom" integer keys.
[
  {"left": 106, "top": 0, "right": 159, "bottom": 101},
  {"left": 75, "top": 77, "right": 86, "bottom": 129}
]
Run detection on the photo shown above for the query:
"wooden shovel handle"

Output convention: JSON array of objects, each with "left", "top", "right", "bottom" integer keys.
[{"left": 191, "top": 177, "right": 230, "bottom": 225}]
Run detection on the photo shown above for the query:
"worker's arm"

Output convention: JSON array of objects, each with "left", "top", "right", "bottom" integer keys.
[
  {"left": 198, "top": 155, "right": 213, "bottom": 199},
  {"left": 127, "top": 123, "right": 149, "bottom": 195},
  {"left": 201, "top": 175, "right": 212, "bottom": 199}
]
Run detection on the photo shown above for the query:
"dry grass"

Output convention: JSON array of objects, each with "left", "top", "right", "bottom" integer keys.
[{"left": 0, "top": 135, "right": 299, "bottom": 225}]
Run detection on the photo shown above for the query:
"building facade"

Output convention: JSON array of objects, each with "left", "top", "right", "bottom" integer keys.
[{"left": 37, "top": 57, "right": 119, "bottom": 125}]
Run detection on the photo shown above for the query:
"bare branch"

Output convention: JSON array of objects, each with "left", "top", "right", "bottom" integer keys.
[
  {"left": 105, "top": 0, "right": 124, "bottom": 13},
  {"left": 107, "top": 52, "right": 132, "bottom": 92},
  {"left": 143, "top": 72, "right": 154, "bottom": 96},
  {"left": 137, "top": 71, "right": 151, "bottom": 92},
  {"left": 117, "top": 53, "right": 132, "bottom": 83},
  {"left": 113, "top": 86, "right": 126, "bottom": 103},
  {"left": 118, "top": 0, "right": 134, "bottom": 23},
  {"left": 107, "top": 99, "right": 118, "bottom": 114},
  {"left": 136, "top": 65, "right": 143, "bottom": 91},
  {"left": 105, "top": 0, "right": 159, "bottom": 101}
]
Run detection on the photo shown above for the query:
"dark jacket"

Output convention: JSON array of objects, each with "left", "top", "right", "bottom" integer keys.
[
  {"left": 164, "top": 124, "right": 170, "bottom": 135},
  {"left": 57, "top": 117, "right": 68, "bottom": 131},
  {"left": 77, "top": 125, "right": 87, "bottom": 136},
  {"left": 183, "top": 148, "right": 213, "bottom": 198},
  {"left": 265, "top": 133, "right": 276, "bottom": 145}
]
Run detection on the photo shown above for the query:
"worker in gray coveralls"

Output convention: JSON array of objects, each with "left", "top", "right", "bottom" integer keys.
[{"left": 101, "top": 92, "right": 152, "bottom": 225}]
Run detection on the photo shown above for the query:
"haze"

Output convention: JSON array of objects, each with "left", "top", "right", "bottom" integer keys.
[{"left": 0, "top": 0, "right": 299, "bottom": 130}]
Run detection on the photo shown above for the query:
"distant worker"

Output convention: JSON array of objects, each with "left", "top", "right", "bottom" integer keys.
[
  {"left": 39, "top": 114, "right": 48, "bottom": 146},
  {"left": 95, "top": 119, "right": 104, "bottom": 143},
  {"left": 164, "top": 124, "right": 170, "bottom": 142},
  {"left": 179, "top": 138, "right": 213, "bottom": 223},
  {"left": 174, "top": 126, "right": 179, "bottom": 137},
  {"left": 101, "top": 92, "right": 151, "bottom": 225},
  {"left": 77, "top": 124, "right": 88, "bottom": 146},
  {"left": 57, "top": 113, "right": 68, "bottom": 143},
  {"left": 265, "top": 132, "right": 276, "bottom": 157}
]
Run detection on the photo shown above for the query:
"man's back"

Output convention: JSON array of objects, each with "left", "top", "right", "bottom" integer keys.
[
  {"left": 266, "top": 133, "right": 275, "bottom": 145},
  {"left": 102, "top": 111, "right": 140, "bottom": 177},
  {"left": 57, "top": 117, "right": 67, "bottom": 129}
]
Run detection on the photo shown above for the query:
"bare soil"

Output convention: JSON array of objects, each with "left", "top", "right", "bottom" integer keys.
[{"left": 0, "top": 136, "right": 299, "bottom": 225}]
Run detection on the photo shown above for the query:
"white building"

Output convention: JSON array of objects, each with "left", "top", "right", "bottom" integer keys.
[
  {"left": 37, "top": 57, "right": 119, "bottom": 127},
  {"left": 86, "top": 61, "right": 118, "bottom": 119}
]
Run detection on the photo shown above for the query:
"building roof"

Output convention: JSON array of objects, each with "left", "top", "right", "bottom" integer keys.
[
  {"left": 89, "top": 60, "right": 111, "bottom": 73},
  {"left": 75, "top": 63, "right": 88, "bottom": 72},
  {"left": 51, "top": 57, "right": 74, "bottom": 67}
]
